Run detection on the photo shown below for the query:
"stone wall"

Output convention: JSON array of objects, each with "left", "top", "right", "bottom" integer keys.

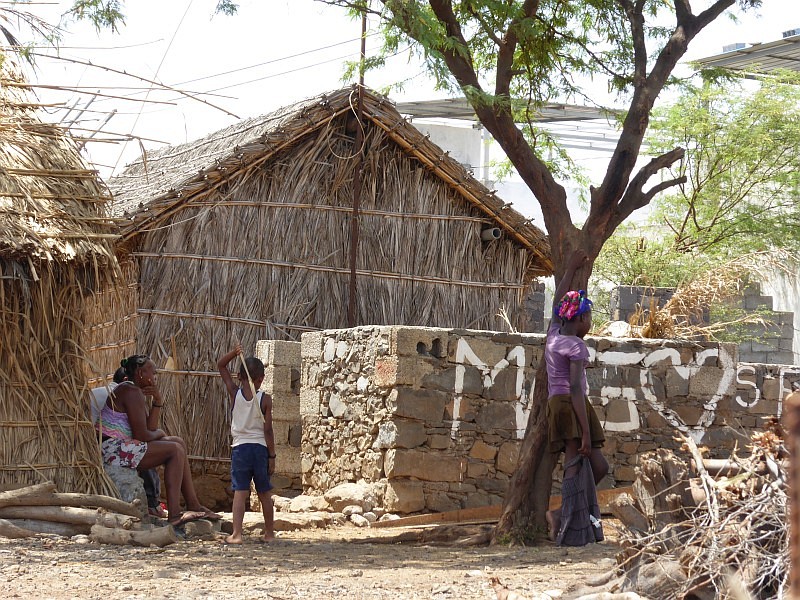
[
  {"left": 292, "top": 325, "right": 800, "bottom": 513},
  {"left": 255, "top": 340, "right": 302, "bottom": 492}
]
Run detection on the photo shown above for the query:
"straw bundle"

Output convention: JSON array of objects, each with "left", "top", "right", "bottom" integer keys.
[
  {"left": 99, "top": 87, "right": 553, "bottom": 469},
  {"left": 0, "top": 52, "right": 119, "bottom": 494}
]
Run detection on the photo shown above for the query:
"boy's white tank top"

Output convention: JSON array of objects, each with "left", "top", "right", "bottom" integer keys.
[{"left": 231, "top": 389, "right": 267, "bottom": 447}]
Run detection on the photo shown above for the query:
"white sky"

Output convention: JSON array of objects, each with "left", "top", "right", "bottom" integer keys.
[{"left": 12, "top": 0, "right": 800, "bottom": 187}]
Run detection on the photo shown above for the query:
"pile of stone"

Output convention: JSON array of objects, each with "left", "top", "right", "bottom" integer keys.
[{"left": 253, "top": 481, "right": 402, "bottom": 532}]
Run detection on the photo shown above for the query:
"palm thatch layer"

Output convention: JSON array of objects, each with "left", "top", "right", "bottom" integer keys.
[
  {"left": 101, "top": 86, "right": 552, "bottom": 468},
  {"left": 0, "top": 53, "right": 118, "bottom": 494}
]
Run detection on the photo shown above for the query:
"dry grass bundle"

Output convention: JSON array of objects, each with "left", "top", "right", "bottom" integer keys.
[
  {"left": 627, "top": 255, "right": 774, "bottom": 341},
  {"left": 0, "top": 52, "right": 119, "bottom": 494}
]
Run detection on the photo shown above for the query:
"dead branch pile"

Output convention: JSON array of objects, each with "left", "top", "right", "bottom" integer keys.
[
  {"left": 606, "top": 430, "right": 787, "bottom": 599},
  {"left": 0, "top": 482, "right": 176, "bottom": 546}
]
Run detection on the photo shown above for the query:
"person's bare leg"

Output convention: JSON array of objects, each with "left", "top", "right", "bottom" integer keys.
[
  {"left": 138, "top": 440, "right": 184, "bottom": 522},
  {"left": 589, "top": 447, "right": 609, "bottom": 484},
  {"left": 161, "top": 435, "right": 217, "bottom": 516},
  {"left": 257, "top": 490, "right": 274, "bottom": 542},
  {"left": 224, "top": 490, "right": 248, "bottom": 544}
]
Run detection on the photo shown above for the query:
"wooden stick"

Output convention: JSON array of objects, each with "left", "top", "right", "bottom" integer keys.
[
  {"left": 239, "top": 349, "right": 264, "bottom": 424},
  {"left": 0, "top": 506, "right": 137, "bottom": 528}
]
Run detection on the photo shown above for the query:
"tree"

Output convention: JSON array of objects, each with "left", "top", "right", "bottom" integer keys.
[
  {"left": 593, "top": 74, "right": 800, "bottom": 301},
  {"left": 321, "top": 0, "right": 763, "bottom": 542},
  {"left": 646, "top": 74, "right": 800, "bottom": 257}
]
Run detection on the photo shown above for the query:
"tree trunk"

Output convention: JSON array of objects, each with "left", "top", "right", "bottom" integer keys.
[{"left": 493, "top": 358, "right": 552, "bottom": 542}]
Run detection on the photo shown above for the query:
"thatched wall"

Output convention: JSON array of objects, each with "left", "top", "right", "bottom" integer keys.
[
  {"left": 82, "top": 257, "right": 139, "bottom": 385},
  {"left": 0, "top": 53, "right": 119, "bottom": 494},
  {"left": 119, "top": 112, "right": 539, "bottom": 469}
]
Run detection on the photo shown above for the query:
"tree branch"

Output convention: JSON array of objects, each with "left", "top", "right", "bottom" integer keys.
[
  {"left": 614, "top": 147, "right": 685, "bottom": 220},
  {"left": 495, "top": 0, "right": 540, "bottom": 98}
]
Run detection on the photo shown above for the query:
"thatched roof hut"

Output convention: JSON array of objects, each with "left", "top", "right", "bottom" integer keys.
[
  {"left": 102, "top": 86, "right": 551, "bottom": 468},
  {"left": 0, "top": 54, "right": 119, "bottom": 494}
]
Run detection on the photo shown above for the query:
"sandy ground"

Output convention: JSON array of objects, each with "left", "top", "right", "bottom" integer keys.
[{"left": 0, "top": 516, "right": 623, "bottom": 600}]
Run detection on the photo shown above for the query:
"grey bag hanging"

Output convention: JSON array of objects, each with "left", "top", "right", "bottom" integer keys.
[{"left": 555, "top": 455, "right": 604, "bottom": 546}]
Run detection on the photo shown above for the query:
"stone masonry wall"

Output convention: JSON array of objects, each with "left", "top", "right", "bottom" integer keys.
[
  {"left": 254, "top": 340, "right": 302, "bottom": 492},
  {"left": 292, "top": 325, "right": 800, "bottom": 513}
]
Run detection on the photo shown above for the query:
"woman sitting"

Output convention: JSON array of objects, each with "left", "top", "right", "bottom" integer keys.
[{"left": 96, "top": 354, "right": 220, "bottom": 526}]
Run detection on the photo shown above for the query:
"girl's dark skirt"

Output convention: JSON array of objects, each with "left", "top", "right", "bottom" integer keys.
[{"left": 546, "top": 394, "right": 605, "bottom": 454}]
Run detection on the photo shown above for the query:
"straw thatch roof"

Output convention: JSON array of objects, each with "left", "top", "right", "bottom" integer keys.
[
  {"left": 109, "top": 86, "right": 552, "bottom": 275},
  {"left": 0, "top": 59, "right": 117, "bottom": 264},
  {"left": 0, "top": 52, "right": 118, "bottom": 495}
]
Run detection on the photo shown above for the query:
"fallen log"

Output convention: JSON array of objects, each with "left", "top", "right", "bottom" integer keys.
[
  {"left": 1, "top": 518, "right": 89, "bottom": 537},
  {"left": 0, "top": 505, "right": 137, "bottom": 529},
  {"left": 0, "top": 518, "right": 38, "bottom": 539},
  {"left": 373, "top": 486, "right": 632, "bottom": 529},
  {"left": 0, "top": 483, "right": 57, "bottom": 509},
  {"left": 0, "top": 484, "right": 141, "bottom": 517},
  {"left": 90, "top": 523, "right": 177, "bottom": 547},
  {"left": 608, "top": 493, "right": 648, "bottom": 534}
]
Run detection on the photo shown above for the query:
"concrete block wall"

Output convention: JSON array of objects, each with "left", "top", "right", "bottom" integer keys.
[
  {"left": 254, "top": 340, "right": 302, "bottom": 492},
  {"left": 611, "top": 284, "right": 795, "bottom": 365}
]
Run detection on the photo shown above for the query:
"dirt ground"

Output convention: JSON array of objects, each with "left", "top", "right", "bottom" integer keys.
[{"left": 0, "top": 516, "right": 624, "bottom": 600}]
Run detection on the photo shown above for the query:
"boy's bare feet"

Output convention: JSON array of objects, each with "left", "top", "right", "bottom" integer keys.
[
  {"left": 223, "top": 534, "right": 243, "bottom": 545},
  {"left": 261, "top": 532, "right": 275, "bottom": 543}
]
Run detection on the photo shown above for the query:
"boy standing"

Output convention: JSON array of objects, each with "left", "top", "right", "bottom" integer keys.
[{"left": 217, "top": 344, "right": 276, "bottom": 544}]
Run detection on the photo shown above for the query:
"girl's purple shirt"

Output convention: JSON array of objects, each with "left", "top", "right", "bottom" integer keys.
[{"left": 545, "top": 319, "right": 589, "bottom": 397}]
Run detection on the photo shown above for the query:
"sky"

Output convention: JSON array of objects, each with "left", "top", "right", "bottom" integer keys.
[{"left": 10, "top": 0, "right": 800, "bottom": 193}]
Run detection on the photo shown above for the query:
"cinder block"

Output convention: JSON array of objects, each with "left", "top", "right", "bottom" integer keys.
[
  {"left": 389, "top": 326, "right": 449, "bottom": 358},
  {"left": 300, "top": 331, "right": 325, "bottom": 359},
  {"left": 272, "top": 420, "right": 291, "bottom": 445},
  {"left": 275, "top": 445, "right": 301, "bottom": 478},
  {"left": 298, "top": 389, "right": 320, "bottom": 416},
  {"left": 688, "top": 366, "right": 735, "bottom": 398},
  {"left": 448, "top": 336, "right": 507, "bottom": 367},
  {"left": 387, "top": 387, "right": 448, "bottom": 422},
  {"left": 272, "top": 391, "right": 300, "bottom": 418},
  {"left": 264, "top": 365, "right": 299, "bottom": 394},
  {"left": 375, "top": 356, "right": 434, "bottom": 387},
  {"left": 256, "top": 339, "right": 301, "bottom": 366}
]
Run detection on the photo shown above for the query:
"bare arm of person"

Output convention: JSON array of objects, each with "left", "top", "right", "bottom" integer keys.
[
  {"left": 217, "top": 344, "right": 243, "bottom": 403},
  {"left": 140, "top": 383, "right": 163, "bottom": 430},
  {"left": 552, "top": 249, "right": 588, "bottom": 314},
  {"left": 261, "top": 393, "right": 276, "bottom": 474},
  {"left": 120, "top": 387, "right": 166, "bottom": 442},
  {"left": 569, "top": 359, "right": 591, "bottom": 457}
]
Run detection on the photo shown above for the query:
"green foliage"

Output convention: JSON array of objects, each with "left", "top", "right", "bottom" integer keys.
[
  {"left": 645, "top": 74, "right": 800, "bottom": 258},
  {"left": 66, "top": 0, "right": 125, "bottom": 33},
  {"left": 593, "top": 224, "right": 716, "bottom": 288}
]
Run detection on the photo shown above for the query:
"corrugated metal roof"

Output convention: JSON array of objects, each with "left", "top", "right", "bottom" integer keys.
[
  {"left": 395, "top": 98, "right": 615, "bottom": 122},
  {"left": 694, "top": 32, "right": 800, "bottom": 73}
]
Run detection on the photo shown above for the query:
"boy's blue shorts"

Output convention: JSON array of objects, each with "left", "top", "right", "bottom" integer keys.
[{"left": 230, "top": 443, "right": 273, "bottom": 493}]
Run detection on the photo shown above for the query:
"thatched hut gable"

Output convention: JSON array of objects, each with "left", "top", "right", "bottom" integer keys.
[
  {"left": 109, "top": 87, "right": 552, "bottom": 275},
  {"left": 0, "top": 60, "right": 118, "bottom": 264}
]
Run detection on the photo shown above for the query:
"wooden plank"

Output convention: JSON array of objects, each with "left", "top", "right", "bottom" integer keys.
[{"left": 372, "top": 486, "right": 632, "bottom": 529}]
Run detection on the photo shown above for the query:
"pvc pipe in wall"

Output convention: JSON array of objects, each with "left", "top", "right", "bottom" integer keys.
[{"left": 481, "top": 227, "right": 502, "bottom": 241}]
